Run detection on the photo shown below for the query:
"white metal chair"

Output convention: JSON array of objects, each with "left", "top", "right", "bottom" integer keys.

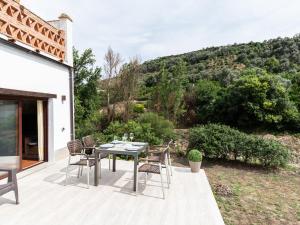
[
  {"left": 65, "top": 139, "right": 97, "bottom": 188},
  {"left": 137, "top": 147, "right": 170, "bottom": 199}
]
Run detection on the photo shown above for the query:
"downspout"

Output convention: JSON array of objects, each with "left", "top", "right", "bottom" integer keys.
[{"left": 68, "top": 67, "right": 75, "bottom": 140}]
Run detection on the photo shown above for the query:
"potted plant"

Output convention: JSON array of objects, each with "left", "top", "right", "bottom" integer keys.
[{"left": 188, "top": 149, "right": 202, "bottom": 173}]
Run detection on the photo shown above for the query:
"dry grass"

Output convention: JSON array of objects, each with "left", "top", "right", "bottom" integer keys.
[{"left": 173, "top": 157, "right": 300, "bottom": 225}]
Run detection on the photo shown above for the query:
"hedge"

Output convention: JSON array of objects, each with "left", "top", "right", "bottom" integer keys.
[{"left": 188, "top": 124, "right": 290, "bottom": 168}]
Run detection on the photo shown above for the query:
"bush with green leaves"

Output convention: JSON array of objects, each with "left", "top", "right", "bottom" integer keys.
[
  {"left": 137, "top": 112, "right": 175, "bottom": 141},
  {"left": 189, "top": 124, "right": 290, "bottom": 168},
  {"left": 194, "top": 80, "right": 223, "bottom": 123},
  {"left": 133, "top": 103, "right": 145, "bottom": 113},
  {"left": 187, "top": 149, "right": 202, "bottom": 162},
  {"left": 75, "top": 110, "right": 103, "bottom": 138},
  {"left": 104, "top": 113, "right": 175, "bottom": 145},
  {"left": 219, "top": 70, "right": 300, "bottom": 130}
]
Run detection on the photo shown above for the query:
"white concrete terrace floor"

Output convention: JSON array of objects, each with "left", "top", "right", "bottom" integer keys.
[{"left": 0, "top": 158, "right": 224, "bottom": 225}]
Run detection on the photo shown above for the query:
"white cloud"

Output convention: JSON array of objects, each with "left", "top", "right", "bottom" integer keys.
[{"left": 22, "top": 0, "right": 300, "bottom": 66}]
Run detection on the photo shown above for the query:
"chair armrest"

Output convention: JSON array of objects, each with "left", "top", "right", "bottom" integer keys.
[
  {"left": 139, "top": 158, "right": 148, "bottom": 162},
  {"left": 83, "top": 146, "right": 95, "bottom": 150},
  {"left": 151, "top": 145, "right": 165, "bottom": 148},
  {"left": 71, "top": 153, "right": 90, "bottom": 158},
  {"left": 148, "top": 150, "right": 162, "bottom": 154},
  {"left": 0, "top": 168, "right": 13, "bottom": 172}
]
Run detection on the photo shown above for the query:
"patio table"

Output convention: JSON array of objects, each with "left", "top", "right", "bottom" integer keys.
[{"left": 94, "top": 142, "right": 149, "bottom": 191}]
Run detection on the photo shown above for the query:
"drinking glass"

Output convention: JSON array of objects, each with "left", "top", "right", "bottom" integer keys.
[
  {"left": 129, "top": 133, "right": 134, "bottom": 142},
  {"left": 123, "top": 133, "right": 128, "bottom": 142}
]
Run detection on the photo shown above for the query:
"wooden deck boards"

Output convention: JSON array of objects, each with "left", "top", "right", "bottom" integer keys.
[{"left": 0, "top": 159, "right": 224, "bottom": 225}]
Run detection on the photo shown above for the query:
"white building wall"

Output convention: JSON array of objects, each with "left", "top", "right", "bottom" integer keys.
[{"left": 0, "top": 43, "right": 71, "bottom": 161}]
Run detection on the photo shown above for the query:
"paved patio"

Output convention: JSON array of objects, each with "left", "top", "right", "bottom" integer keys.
[{"left": 0, "top": 158, "right": 224, "bottom": 225}]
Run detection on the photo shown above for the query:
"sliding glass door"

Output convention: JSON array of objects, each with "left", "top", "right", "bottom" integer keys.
[
  {"left": 0, "top": 98, "right": 48, "bottom": 170},
  {"left": 0, "top": 100, "right": 19, "bottom": 157}
]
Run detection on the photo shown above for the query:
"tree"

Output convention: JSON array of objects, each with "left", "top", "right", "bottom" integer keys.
[
  {"left": 119, "top": 57, "right": 141, "bottom": 121},
  {"left": 265, "top": 56, "right": 280, "bottom": 73},
  {"left": 103, "top": 47, "right": 122, "bottom": 122},
  {"left": 195, "top": 80, "right": 223, "bottom": 123},
  {"left": 222, "top": 70, "right": 300, "bottom": 130},
  {"left": 73, "top": 48, "right": 101, "bottom": 137},
  {"left": 152, "top": 59, "right": 186, "bottom": 122}
]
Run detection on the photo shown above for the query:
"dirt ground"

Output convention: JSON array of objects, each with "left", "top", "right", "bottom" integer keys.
[{"left": 173, "top": 157, "right": 300, "bottom": 225}]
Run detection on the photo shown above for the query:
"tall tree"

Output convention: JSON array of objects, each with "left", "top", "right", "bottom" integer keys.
[
  {"left": 103, "top": 47, "right": 122, "bottom": 121},
  {"left": 119, "top": 57, "right": 141, "bottom": 121},
  {"left": 73, "top": 48, "right": 101, "bottom": 137},
  {"left": 153, "top": 59, "right": 186, "bottom": 122}
]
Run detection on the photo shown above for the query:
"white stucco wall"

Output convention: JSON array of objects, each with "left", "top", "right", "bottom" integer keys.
[{"left": 0, "top": 42, "right": 72, "bottom": 161}]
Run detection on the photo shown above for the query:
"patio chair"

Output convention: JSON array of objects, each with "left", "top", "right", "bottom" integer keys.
[
  {"left": 137, "top": 147, "right": 170, "bottom": 199},
  {"left": 0, "top": 156, "right": 19, "bottom": 204},
  {"left": 65, "top": 139, "right": 98, "bottom": 188},
  {"left": 140, "top": 139, "right": 174, "bottom": 184},
  {"left": 82, "top": 135, "right": 111, "bottom": 171}
]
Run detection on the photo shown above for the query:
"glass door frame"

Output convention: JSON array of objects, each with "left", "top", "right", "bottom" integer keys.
[{"left": 0, "top": 95, "right": 48, "bottom": 170}]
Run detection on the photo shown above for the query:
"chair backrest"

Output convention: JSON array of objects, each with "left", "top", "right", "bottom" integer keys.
[
  {"left": 67, "top": 139, "right": 84, "bottom": 155},
  {"left": 167, "top": 139, "right": 174, "bottom": 148},
  {"left": 0, "top": 156, "right": 20, "bottom": 170},
  {"left": 82, "top": 135, "right": 96, "bottom": 148},
  {"left": 159, "top": 146, "right": 169, "bottom": 164}
]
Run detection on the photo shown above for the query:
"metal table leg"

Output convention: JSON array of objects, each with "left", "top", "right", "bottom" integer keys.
[
  {"left": 112, "top": 154, "right": 116, "bottom": 172},
  {"left": 94, "top": 150, "right": 99, "bottom": 186},
  {"left": 133, "top": 153, "right": 138, "bottom": 191}
]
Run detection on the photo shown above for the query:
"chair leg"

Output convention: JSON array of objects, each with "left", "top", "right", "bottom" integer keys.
[
  {"left": 12, "top": 170, "right": 19, "bottom": 204},
  {"left": 166, "top": 164, "right": 170, "bottom": 188},
  {"left": 136, "top": 172, "right": 139, "bottom": 196},
  {"left": 99, "top": 159, "right": 102, "bottom": 179},
  {"left": 65, "top": 156, "right": 71, "bottom": 186},
  {"left": 145, "top": 172, "right": 148, "bottom": 185},
  {"left": 109, "top": 155, "right": 111, "bottom": 170},
  {"left": 80, "top": 166, "right": 83, "bottom": 176},
  {"left": 168, "top": 153, "right": 173, "bottom": 176},
  {"left": 159, "top": 164, "right": 165, "bottom": 199},
  {"left": 165, "top": 159, "right": 171, "bottom": 187},
  {"left": 14, "top": 188, "right": 19, "bottom": 204},
  {"left": 87, "top": 162, "right": 90, "bottom": 189},
  {"left": 77, "top": 166, "right": 81, "bottom": 178}
]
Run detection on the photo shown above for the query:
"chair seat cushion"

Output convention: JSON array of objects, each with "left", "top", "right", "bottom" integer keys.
[
  {"left": 70, "top": 159, "right": 96, "bottom": 167},
  {"left": 138, "top": 164, "right": 160, "bottom": 174}
]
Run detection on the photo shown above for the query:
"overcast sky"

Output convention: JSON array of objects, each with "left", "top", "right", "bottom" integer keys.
[{"left": 22, "top": 0, "right": 300, "bottom": 65}]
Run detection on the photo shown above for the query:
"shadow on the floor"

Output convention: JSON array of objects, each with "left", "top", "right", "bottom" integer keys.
[
  {"left": 0, "top": 197, "right": 16, "bottom": 206},
  {"left": 44, "top": 166, "right": 128, "bottom": 189},
  {"left": 43, "top": 164, "right": 168, "bottom": 199},
  {"left": 173, "top": 167, "right": 191, "bottom": 173},
  {"left": 119, "top": 173, "right": 166, "bottom": 200}
]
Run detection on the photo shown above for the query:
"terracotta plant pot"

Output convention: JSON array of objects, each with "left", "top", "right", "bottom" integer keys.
[{"left": 189, "top": 161, "right": 201, "bottom": 173}]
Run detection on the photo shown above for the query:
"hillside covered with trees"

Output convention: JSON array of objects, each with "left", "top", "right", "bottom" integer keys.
[{"left": 138, "top": 35, "right": 300, "bottom": 131}]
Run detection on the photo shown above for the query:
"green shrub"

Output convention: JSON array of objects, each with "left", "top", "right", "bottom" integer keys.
[
  {"left": 133, "top": 103, "right": 145, "bottom": 113},
  {"left": 75, "top": 111, "right": 102, "bottom": 138},
  {"left": 252, "top": 138, "right": 291, "bottom": 167},
  {"left": 137, "top": 112, "right": 175, "bottom": 141},
  {"left": 221, "top": 71, "right": 300, "bottom": 130},
  {"left": 189, "top": 124, "right": 290, "bottom": 168},
  {"left": 188, "top": 149, "right": 202, "bottom": 162},
  {"left": 103, "top": 113, "right": 175, "bottom": 145}
]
